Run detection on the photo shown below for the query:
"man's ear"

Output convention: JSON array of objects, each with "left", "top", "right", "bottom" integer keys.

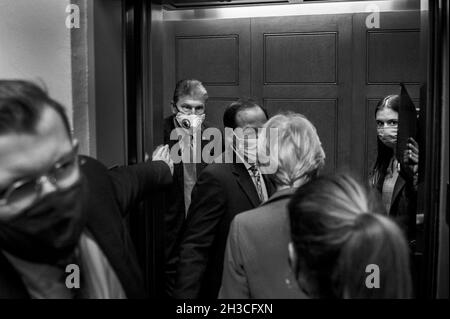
[
  {"left": 171, "top": 101, "right": 178, "bottom": 114},
  {"left": 288, "top": 242, "right": 298, "bottom": 274}
]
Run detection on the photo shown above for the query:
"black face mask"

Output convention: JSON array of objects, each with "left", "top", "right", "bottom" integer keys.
[{"left": 0, "top": 176, "right": 88, "bottom": 265}]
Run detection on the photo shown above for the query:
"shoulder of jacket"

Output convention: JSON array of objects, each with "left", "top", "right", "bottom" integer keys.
[{"left": 79, "top": 155, "right": 109, "bottom": 172}]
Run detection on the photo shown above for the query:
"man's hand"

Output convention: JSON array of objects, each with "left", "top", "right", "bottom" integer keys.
[{"left": 152, "top": 144, "right": 174, "bottom": 176}]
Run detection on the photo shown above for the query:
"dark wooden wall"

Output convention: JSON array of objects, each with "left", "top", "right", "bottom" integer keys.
[
  {"left": 163, "top": 18, "right": 251, "bottom": 132},
  {"left": 352, "top": 11, "right": 421, "bottom": 179},
  {"left": 162, "top": 11, "right": 421, "bottom": 178},
  {"left": 251, "top": 15, "right": 352, "bottom": 175}
]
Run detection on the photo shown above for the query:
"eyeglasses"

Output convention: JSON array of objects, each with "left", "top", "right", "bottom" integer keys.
[{"left": 0, "top": 141, "right": 80, "bottom": 212}]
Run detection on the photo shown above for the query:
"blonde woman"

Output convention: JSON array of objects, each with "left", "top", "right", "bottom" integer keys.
[{"left": 219, "top": 113, "right": 325, "bottom": 299}]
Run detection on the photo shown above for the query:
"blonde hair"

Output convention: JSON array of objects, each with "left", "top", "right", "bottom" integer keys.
[
  {"left": 288, "top": 174, "right": 413, "bottom": 298},
  {"left": 259, "top": 113, "right": 325, "bottom": 187}
]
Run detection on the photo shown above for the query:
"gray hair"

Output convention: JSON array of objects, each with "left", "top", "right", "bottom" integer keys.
[
  {"left": 172, "top": 79, "right": 208, "bottom": 105},
  {"left": 259, "top": 112, "right": 325, "bottom": 187}
]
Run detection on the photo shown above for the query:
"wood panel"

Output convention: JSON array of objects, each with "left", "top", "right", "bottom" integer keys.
[
  {"left": 352, "top": 11, "right": 422, "bottom": 179},
  {"left": 176, "top": 35, "right": 239, "bottom": 85},
  {"left": 252, "top": 15, "right": 353, "bottom": 174},
  {"left": 367, "top": 30, "right": 421, "bottom": 84},
  {"left": 264, "top": 98, "right": 338, "bottom": 174},
  {"left": 264, "top": 32, "right": 337, "bottom": 84},
  {"left": 206, "top": 97, "right": 238, "bottom": 131}
]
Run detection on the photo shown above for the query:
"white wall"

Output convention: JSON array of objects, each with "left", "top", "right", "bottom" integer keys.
[{"left": 0, "top": 0, "right": 72, "bottom": 125}]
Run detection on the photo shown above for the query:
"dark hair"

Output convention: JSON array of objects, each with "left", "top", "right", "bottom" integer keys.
[
  {"left": 172, "top": 79, "right": 208, "bottom": 106},
  {"left": 288, "top": 173, "right": 412, "bottom": 299},
  {"left": 370, "top": 95, "right": 400, "bottom": 189},
  {"left": 223, "top": 98, "right": 268, "bottom": 129},
  {"left": 0, "top": 80, "right": 71, "bottom": 136}
]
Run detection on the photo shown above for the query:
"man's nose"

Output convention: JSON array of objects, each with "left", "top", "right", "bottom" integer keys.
[{"left": 40, "top": 176, "right": 58, "bottom": 196}]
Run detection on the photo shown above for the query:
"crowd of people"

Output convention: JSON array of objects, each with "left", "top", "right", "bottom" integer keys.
[{"left": 0, "top": 78, "right": 419, "bottom": 299}]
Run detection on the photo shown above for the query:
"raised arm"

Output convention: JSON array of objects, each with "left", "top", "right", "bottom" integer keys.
[{"left": 108, "top": 159, "right": 172, "bottom": 217}]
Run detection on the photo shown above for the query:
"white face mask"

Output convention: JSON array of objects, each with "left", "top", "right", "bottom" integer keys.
[
  {"left": 232, "top": 132, "right": 259, "bottom": 165},
  {"left": 175, "top": 113, "right": 205, "bottom": 130},
  {"left": 377, "top": 126, "right": 398, "bottom": 149}
]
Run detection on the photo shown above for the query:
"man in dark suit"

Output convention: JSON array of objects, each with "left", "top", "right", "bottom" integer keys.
[
  {"left": 163, "top": 79, "right": 219, "bottom": 296},
  {"left": 173, "top": 98, "right": 275, "bottom": 299},
  {"left": 0, "top": 80, "right": 173, "bottom": 298}
]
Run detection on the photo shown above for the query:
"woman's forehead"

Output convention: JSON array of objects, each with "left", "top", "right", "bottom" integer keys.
[{"left": 376, "top": 107, "right": 398, "bottom": 120}]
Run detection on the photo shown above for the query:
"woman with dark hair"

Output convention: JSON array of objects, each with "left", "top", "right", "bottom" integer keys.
[
  {"left": 370, "top": 95, "right": 419, "bottom": 242},
  {"left": 288, "top": 174, "right": 413, "bottom": 299}
]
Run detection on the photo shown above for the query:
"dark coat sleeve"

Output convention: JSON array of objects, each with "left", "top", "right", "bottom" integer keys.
[
  {"left": 173, "top": 167, "right": 227, "bottom": 299},
  {"left": 107, "top": 160, "right": 173, "bottom": 217}
]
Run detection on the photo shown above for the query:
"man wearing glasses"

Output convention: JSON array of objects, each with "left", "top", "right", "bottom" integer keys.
[{"left": 0, "top": 80, "right": 173, "bottom": 298}]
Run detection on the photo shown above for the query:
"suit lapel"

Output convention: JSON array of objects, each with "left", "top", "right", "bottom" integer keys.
[{"left": 232, "top": 162, "right": 261, "bottom": 208}]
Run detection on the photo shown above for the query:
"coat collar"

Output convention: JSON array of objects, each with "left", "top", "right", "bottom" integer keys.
[{"left": 262, "top": 187, "right": 297, "bottom": 206}]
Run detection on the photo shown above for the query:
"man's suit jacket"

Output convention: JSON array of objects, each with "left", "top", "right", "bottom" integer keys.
[
  {"left": 220, "top": 188, "right": 306, "bottom": 299},
  {"left": 163, "top": 115, "right": 216, "bottom": 295},
  {"left": 0, "top": 156, "right": 172, "bottom": 298},
  {"left": 173, "top": 155, "right": 275, "bottom": 299}
]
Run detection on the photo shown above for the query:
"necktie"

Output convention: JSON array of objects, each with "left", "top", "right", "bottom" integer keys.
[{"left": 249, "top": 165, "right": 264, "bottom": 203}]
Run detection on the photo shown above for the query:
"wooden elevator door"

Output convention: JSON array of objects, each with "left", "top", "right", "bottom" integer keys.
[{"left": 162, "top": 11, "right": 420, "bottom": 178}]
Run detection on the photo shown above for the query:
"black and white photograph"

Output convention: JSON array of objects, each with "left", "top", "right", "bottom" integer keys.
[{"left": 0, "top": 0, "right": 448, "bottom": 311}]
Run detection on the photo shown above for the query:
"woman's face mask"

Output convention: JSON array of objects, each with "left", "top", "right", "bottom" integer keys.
[
  {"left": 377, "top": 126, "right": 398, "bottom": 149},
  {"left": 376, "top": 108, "right": 399, "bottom": 149}
]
